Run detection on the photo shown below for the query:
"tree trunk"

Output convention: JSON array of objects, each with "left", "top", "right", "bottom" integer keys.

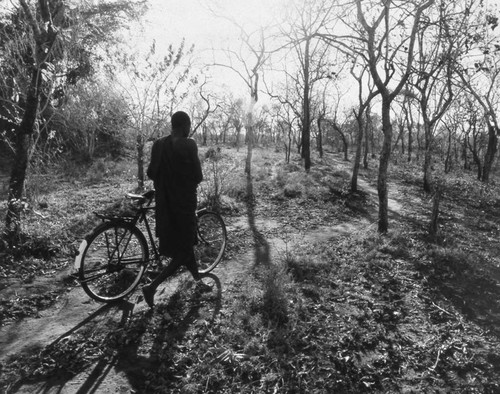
[
  {"left": 377, "top": 99, "right": 392, "bottom": 233},
  {"left": 444, "top": 129, "right": 452, "bottom": 173},
  {"left": 469, "top": 132, "right": 482, "bottom": 180},
  {"left": 415, "top": 123, "right": 422, "bottom": 163},
  {"left": 351, "top": 112, "right": 364, "bottom": 193},
  {"left": 393, "top": 123, "right": 404, "bottom": 154},
  {"left": 422, "top": 119, "right": 432, "bottom": 194},
  {"left": 136, "top": 133, "right": 144, "bottom": 191},
  {"left": 481, "top": 124, "right": 498, "bottom": 183},
  {"left": 235, "top": 125, "right": 241, "bottom": 151},
  {"left": 245, "top": 123, "right": 254, "bottom": 176},
  {"left": 407, "top": 126, "right": 413, "bottom": 163},
  {"left": 462, "top": 135, "right": 469, "bottom": 170},
  {"left": 203, "top": 124, "right": 208, "bottom": 146},
  {"left": 429, "top": 182, "right": 441, "bottom": 239},
  {"left": 302, "top": 38, "right": 311, "bottom": 172},
  {"left": 332, "top": 123, "right": 349, "bottom": 161},
  {"left": 317, "top": 117, "right": 323, "bottom": 159},
  {"left": 363, "top": 106, "right": 371, "bottom": 169},
  {"left": 245, "top": 100, "right": 256, "bottom": 176},
  {"left": 5, "top": 69, "right": 41, "bottom": 240}
]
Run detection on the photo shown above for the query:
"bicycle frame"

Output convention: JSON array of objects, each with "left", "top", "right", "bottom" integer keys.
[
  {"left": 74, "top": 193, "right": 213, "bottom": 272},
  {"left": 74, "top": 190, "right": 226, "bottom": 302},
  {"left": 135, "top": 205, "right": 160, "bottom": 262},
  {"left": 74, "top": 200, "right": 158, "bottom": 271}
]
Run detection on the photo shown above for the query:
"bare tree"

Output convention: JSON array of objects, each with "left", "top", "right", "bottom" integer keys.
[
  {"left": 279, "top": 0, "right": 338, "bottom": 172},
  {"left": 453, "top": 1, "right": 500, "bottom": 183},
  {"left": 406, "top": 1, "right": 470, "bottom": 193},
  {"left": 109, "top": 41, "right": 196, "bottom": 190},
  {"left": 212, "top": 21, "right": 270, "bottom": 176},
  {"left": 189, "top": 80, "right": 221, "bottom": 141},
  {"left": 349, "top": 62, "right": 378, "bottom": 192},
  {"left": 271, "top": 101, "right": 299, "bottom": 163},
  {"left": 323, "top": 0, "right": 434, "bottom": 233}
]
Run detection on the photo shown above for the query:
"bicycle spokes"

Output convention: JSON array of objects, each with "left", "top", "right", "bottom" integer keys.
[
  {"left": 79, "top": 223, "right": 147, "bottom": 302},
  {"left": 195, "top": 212, "right": 227, "bottom": 274}
]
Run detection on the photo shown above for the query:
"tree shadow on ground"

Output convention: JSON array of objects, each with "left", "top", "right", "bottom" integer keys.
[
  {"left": 387, "top": 205, "right": 500, "bottom": 339},
  {"left": 415, "top": 249, "right": 500, "bottom": 339},
  {"left": 245, "top": 173, "right": 270, "bottom": 267}
]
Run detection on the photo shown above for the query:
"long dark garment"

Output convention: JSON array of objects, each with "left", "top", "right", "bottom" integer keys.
[{"left": 147, "top": 135, "right": 203, "bottom": 260}]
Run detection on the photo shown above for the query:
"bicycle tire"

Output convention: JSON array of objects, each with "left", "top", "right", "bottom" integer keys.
[
  {"left": 195, "top": 211, "right": 227, "bottom": 274},
  {"left": 79, "top": 221, "right": 148, "bottom": 302}
]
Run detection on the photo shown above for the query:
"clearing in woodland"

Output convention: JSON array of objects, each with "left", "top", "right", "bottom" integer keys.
[{"left": 1, "top": 147, "right": 500, "bottom": 393}]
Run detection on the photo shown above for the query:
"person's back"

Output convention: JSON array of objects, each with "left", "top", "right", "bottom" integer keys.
[
  {"left": 142, "top": 111, "right": 207, "bottom": 309},
  {"left": 167, "top": 135, "right": 203, "bottom": 202}
]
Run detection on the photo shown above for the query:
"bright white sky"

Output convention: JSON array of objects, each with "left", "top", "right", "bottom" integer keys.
[
  {"left": 140, "top": 0, "right": 284, "bottom": 48},
  {"left": 129, "top": 0, "right": 289, "bottom": 98},
  {"left": 126, "top": 0, "right": 500, "bottom": 110}
]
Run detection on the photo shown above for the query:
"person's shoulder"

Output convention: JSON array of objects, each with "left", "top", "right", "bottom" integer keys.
[
  {"left": 178, "top": 137, "right": 197, "bottom": 149},
  {"left": 153, "top": 136, "right": 169, "bottom": 146},
  {"left": 186, "top": 138, "right": 198, "bottom": 147}
]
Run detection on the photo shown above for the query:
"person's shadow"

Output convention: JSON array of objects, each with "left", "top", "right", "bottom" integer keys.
[
  {"left": 111, "top": 273, "right": 222, "bottom": 393},
  {"left": 6, "top": 273, "right": 222, "bottom": 394}
]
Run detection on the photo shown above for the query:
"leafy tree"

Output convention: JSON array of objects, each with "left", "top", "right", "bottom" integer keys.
[
  {"left": 1, "top": 0, "right": 144, "bottom": 241},
  {"left": 53, "top": 77, "right": 129, "bottom": 161}
]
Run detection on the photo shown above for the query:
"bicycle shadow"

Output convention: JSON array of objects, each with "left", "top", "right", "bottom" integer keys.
[
  {"left": 6, "top": 275, "right": 222, "bottom": 394},
  {"left": 7, "top": 299, "right": 136, "bottom": 394}
]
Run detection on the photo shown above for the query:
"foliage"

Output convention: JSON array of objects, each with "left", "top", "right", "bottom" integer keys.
[
  {"left": 0, "top": 0, "right": 146, "bottom": 129},
  {"left": 53, "top": 78, "right": 130, "bottom": 161},
  {"left": 198, "top": 147, "right": 246, "bottom": 212}
]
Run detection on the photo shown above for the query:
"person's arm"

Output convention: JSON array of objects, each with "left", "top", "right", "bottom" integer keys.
[
  {"left": 147, "top": 139, "right": 162, "bottom": 182},
  {"left": 188, "top": 139, "right": 203, "bottom": 184}
]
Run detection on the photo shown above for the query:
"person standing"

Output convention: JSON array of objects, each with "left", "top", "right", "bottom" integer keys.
[{"left": 142, "top": 111, "right": 208, "bottom": 308}]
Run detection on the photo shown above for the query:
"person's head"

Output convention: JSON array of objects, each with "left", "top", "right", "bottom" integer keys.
[{"left": 171, "top": 111, "right": 191, "bottom": 138}]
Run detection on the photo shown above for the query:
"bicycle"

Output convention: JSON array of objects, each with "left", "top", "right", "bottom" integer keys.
[{"left": 73, "top": 190, "right": 227, "bottom": 303}]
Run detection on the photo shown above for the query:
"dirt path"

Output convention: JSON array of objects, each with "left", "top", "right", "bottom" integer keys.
[
  {"left": 1, "top": 177, "right": 398, "bottom": 393},
  {"left": 0, "top": 218, "right": 374, "bottom": 359}
]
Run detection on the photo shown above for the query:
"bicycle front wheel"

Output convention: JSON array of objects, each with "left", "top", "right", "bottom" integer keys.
[
  {"left": 195, "top": 211, "right": 227, "bottom": 274},
  {"left": 79, "top": 222, "right": 148, "bottom": 302}
]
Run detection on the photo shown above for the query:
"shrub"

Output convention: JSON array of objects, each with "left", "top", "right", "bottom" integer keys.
[
  {"left": 261, "top": 263, "right": 289, "bottom": 327},
  {"left": 198, "top": 147, "right": 242, "bottom": 211}
]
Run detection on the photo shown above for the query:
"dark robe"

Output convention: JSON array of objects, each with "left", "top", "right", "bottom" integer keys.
[{"left": 147, "top": 135, "right": 203, "bottom": 256}]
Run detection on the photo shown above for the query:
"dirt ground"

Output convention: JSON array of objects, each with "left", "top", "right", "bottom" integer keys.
[
  {"left": 0, "top": 213, "right": 373, "bottom": 393},
  {"left": 0, "top": 171, "right": 384, "bottom": 393},
  {"left": 2, "top": 151, "right": 500, "bottom": 393}
]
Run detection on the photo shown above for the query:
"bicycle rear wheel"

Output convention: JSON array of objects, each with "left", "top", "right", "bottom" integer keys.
[
  {"left": 195, "top": 211, "right": 227, "bottom": 274},
  {"left": 79, "top": 222, "right": 148, "bottom": 302}
]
